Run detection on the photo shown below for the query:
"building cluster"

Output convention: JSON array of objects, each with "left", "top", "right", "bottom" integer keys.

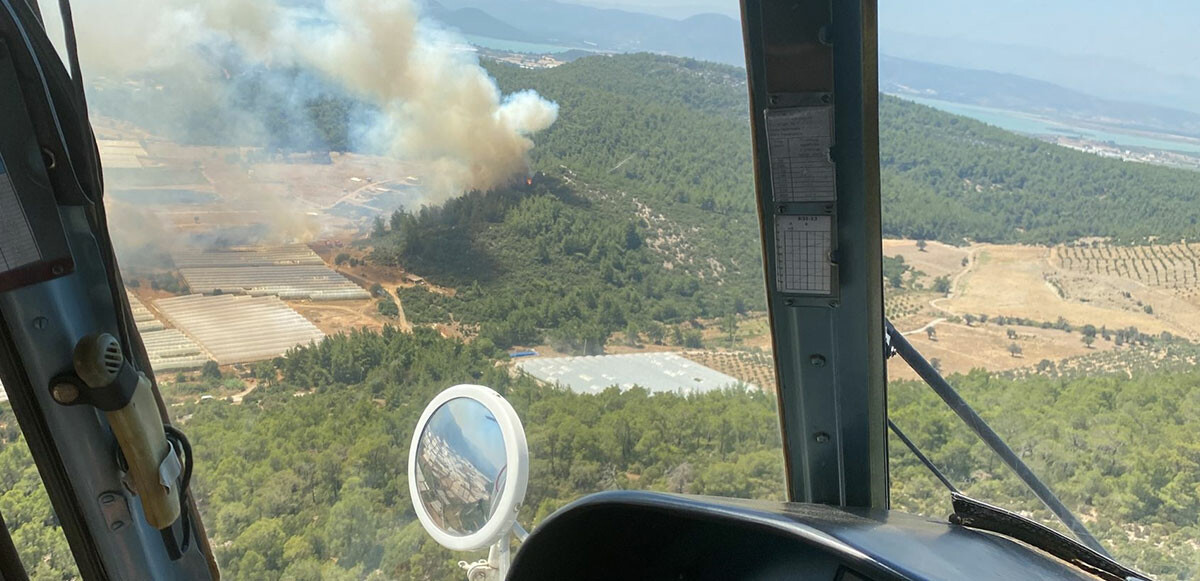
[{"left": 414, "top": 432, "right": 494, "bottom": 534}]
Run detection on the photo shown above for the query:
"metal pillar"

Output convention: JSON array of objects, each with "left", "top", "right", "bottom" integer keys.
[{"left": 740, "top": 0, "right": 887, "bottom": 507}]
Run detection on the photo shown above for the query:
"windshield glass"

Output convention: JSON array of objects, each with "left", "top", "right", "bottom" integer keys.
[
  {"left": 877, "top": 2, "right": 1200, "bottom": 578},
  {"left": 2, "top": 0, "right": 1197, "bottom": 579},
  {"left": 15, "top": 0, "right": 783, "bottom": 579}
]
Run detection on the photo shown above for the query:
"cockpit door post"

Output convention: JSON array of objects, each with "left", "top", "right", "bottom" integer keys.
[{"left": 740, "top": 0, "right": 888, "bottom": 508}]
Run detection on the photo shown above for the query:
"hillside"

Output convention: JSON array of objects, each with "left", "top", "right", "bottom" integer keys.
[
  {"left": 8, "top": 53, "right": 1200, "bottom": 581},
  {"left": 369, "top": 179, "right": 738, "bottom": 354},
  {"left": 880, "top": 97, "right": 1200, "bottom": 243},
  {"left": 484, "top": 53, "right": 1200, "bottom": 245},
  {"left": 362, "top": 55, "right": 769, "bottom": 355},
  {"left": 360, "top": 53, "right": 1200, "bottom": 356}
]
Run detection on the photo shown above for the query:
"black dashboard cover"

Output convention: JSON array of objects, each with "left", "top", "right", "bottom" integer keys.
[{"left": 508, "top": 491, "right": 1100, "bottom": 580}]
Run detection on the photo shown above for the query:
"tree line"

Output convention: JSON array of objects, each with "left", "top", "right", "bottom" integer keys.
[
  {"left": 4, "top": 326, "right": 1200, "bottom": 578},
  {"left": 367, "top": 176, "right": 749, "bottom": 353}
]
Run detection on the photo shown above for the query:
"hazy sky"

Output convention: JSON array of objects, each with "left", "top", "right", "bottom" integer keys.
[
  {"left": 573, "top": 0, "right": 1200, "bottom": 81},
  {"left": 878, "top": 0, "right": 1200, "bottom": 81},
  {"left": 566, "top": 0, "right": 736, "bottom": 18}
]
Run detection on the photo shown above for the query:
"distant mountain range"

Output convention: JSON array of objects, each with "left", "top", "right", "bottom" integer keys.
[
  {"left": 428, "top": 0, "right": 745, "bottom": 65},
  {"left": 880, "top": 56, "right": 1200, "bottom": 141},
  {"left": 879, "top": 30, "right": 1200, "bottom": 117},
  {"left": 425, "top": 0, "right": 1200, "bottom": 143}
]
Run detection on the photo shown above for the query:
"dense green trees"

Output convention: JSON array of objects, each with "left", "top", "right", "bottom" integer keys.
[
  {"left": 12, "top": 51, "right": 1195, "bottom": 580},
  {"left": 193, "top": 328, "right": 783, "bottom": 579},
  {"left": 483, "top": 56, "right": 766, "bottom": 306},
  {"left": 6, "top": 327, "right": 1200, "bottom": 578},
  {"left": 0, "top": 409, "right": 76, "bottom": 580},
  {"left": 484, "top": 54, "right": 1200, "bottom": 248},
  {"left": 882, "top": 255, "right": 912, "bottom": 288},
  {"left": 371, "top": 178, "right": 745, "bottom": 353},
  {"left": 878, "top": 96, "right": 1200, "bottom": 244},
  {"left": 890, "top": 369, "right": 1200, "bottom": 579}
]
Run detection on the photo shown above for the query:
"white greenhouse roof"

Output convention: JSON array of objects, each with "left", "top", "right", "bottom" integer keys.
[
  {"left": 155, "top": 294, "right": 324, "bottom": 364},
  {"left": 516, "top": 352, "right": 753, "bottom": 395}
]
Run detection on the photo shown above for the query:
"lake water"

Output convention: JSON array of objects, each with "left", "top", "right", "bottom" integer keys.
[
  {"left": 463, "top": 34, "right": 585, "bottom": 55},
  {"left": 897, "top": 95, "right": 1200, "bottom": 155}
]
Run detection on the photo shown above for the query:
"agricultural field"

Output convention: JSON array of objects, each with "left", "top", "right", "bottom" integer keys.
[
  {"left": 884, "top": 291, "right": 938, "bottom": 329},
  {"left": 95, "top": 116, "right": 430, "bottom": 252},
  {"left": 94, "top": 118, "right": 430, "bottom": 347},
  {"left": 155, "top": 294, "right": 325, "bottom": 364},
  {"left": 881, "top": 239, "right": 1200, "bottom": 379},
  {"left": 943, "top": 245, "right": 1195, "bottom": 338},
  {"left": 1002, "top": 341, "right": 1200, "bottom": 380},
  {"left": 1054, "top": 243, "right": 1200, "bottom": 290},
  {"left": 682, "top": 350, "right": 777, "bottom": 392},
  {"left": 1053, "top": 243, "right": 1200, "bottom": 323},
  {"left": 887, "top": 321, "right": 1116, "bottom": 381}
]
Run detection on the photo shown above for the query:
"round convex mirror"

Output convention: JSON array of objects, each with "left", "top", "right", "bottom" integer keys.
[{"left": 408, "top": 384, "right": 529, "bottom": 551}]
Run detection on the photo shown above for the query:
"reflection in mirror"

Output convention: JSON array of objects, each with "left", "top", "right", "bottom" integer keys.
[{"left": 414, "top": 397, "right": 509, "bottom": 537}]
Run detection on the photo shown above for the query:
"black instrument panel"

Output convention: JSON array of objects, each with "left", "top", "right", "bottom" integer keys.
[{"left": 508, "top": 491, "right": 1096, "bottom": 580}]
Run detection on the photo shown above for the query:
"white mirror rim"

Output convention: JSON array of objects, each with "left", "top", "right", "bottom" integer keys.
[{"left": 408, "top": 384, "right": 529, "bottom": 551}]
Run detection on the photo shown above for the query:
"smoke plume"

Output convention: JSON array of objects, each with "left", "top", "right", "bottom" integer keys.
[{"left": 52, "top": 0, "right": 558, "bottom": 202}]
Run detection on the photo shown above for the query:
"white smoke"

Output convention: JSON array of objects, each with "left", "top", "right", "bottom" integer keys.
[{"left": 55, "top": 0, "right": 558, "bottom": 200}]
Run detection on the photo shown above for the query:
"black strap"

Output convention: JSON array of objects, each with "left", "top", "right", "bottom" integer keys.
[
  {"left": 0, "top": 510, "right": 29, "bottom": 581},
  {"left": 950, "top": 493, "right": 1147, "bottom": 581}
]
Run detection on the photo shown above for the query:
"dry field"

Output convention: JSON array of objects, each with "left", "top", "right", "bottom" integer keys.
[
  {"left": 882, "top": 239, "right": 969, "bottom": 285},
  {"left": 882, "top": 239, "right": 969, "bottom": 327},
  {"left": 882, "top": 239, "right": 1200, "bottom": 378},
  {"left": 1053, "top": 243, "right": 1200, "bottom": 315},
  {"left": 942, "top": 245, "right": 1196, "bottom": 339},
  {"left": 888, "top": 321, "right": 1115, "bottom": 380},
  {"left": 287, "top": 299, "right": 390, "bottom": 335}
]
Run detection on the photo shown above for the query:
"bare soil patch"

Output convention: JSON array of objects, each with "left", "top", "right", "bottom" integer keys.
[
  {"left": 943, "top": 245, "right": 1191, "bottom": 338},
  {"left": 287, "top": 299, "right": 388, "bottom": 335},
  {"left": 888, "top": 321, "right": 1115, "bottom": 381},
  {"left": 882, "top": 239, "right": 969, "bottom": 285}
]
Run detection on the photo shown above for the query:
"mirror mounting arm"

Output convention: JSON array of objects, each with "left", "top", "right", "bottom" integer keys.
[
  {"left": 490, "top": 540, "right": 510, "bottom": 579},
  {"left": 456, "top": 558, "right": 492, "bottom": 581},
  {"left": 512, "top": 521, "right": 529, "bottom": 543},
  {"left": 457, "top": 539, "right": 510, "bottom": 581}
]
